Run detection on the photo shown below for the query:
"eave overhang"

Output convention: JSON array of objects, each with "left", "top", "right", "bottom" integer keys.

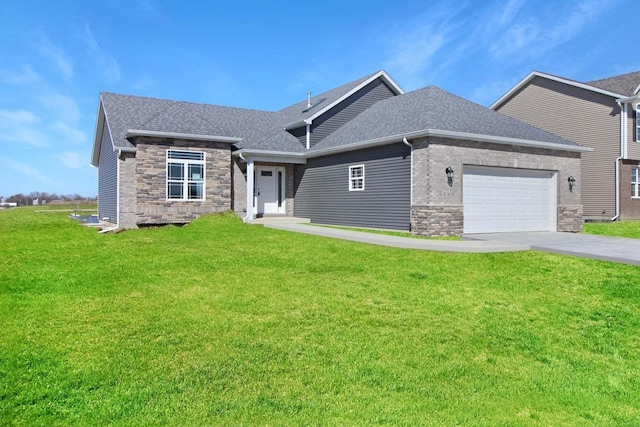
[
  {"left": 125, "top": 129, "right": 242, "bottom": 144},
  {"left": 617, "top": 94, "right": 640, "bottom": 106},
  {"left": 233, "top": 149, "right": 307, "bottom": 164}
]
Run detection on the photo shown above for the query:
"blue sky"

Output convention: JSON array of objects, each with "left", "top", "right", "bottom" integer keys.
[{"left": 0, "top": 0, "right": 637, "bottom": 198}]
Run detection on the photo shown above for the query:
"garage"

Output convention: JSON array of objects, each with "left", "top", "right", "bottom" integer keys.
[{"left": 463, "top": 166, "right": 557, "bottom": 233}]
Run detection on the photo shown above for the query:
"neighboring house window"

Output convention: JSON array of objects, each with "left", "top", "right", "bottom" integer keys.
[
  {"left": 633, "top": 168, "right": 640, "bottom": 198},
  {"left": 166, "top": 150, "right": 205, "bottom": 200},
  {"left": 349, "top": 165, "right": 365, "bottom": 191}
]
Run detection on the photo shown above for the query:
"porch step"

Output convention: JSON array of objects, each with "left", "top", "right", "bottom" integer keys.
[{"left": 251, "top": 216, "right": 310, "bottom": 225}]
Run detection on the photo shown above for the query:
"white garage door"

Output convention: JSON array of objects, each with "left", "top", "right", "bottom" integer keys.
[{"left": 463, "top": 166, "right": 557, "bottom": 234}]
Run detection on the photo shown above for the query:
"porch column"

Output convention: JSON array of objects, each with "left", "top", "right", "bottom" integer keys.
[{"left": 245, "top": 158, "right": 255, "bottom": 222}]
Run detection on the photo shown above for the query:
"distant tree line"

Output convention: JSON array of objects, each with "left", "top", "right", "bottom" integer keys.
[{"left": 1, "top": 192, "right": 97, "bottom": 206}]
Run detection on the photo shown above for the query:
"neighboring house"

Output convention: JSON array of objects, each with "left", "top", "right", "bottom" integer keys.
[
  {"left": 492, "top": 70, "right": 640, "bottom": 221},
  {"left": 91, "top": 70, "right": 589, "bottom": 236}
]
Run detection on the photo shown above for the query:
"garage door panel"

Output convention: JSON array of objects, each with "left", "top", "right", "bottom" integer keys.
[{"left": 463, "top": 166, "right": 557, "bottom": 234}]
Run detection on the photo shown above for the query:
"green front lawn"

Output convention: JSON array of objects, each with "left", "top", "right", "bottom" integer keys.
[
  {"left": 584, "top": 220, "right": 640, "bottom": 239},
  {"left": 1, "top": 208, "right": 639, "bottom": 425}
]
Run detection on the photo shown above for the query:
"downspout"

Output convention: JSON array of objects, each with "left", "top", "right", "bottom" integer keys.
[
  {"left": 244, "top": 158, "right": 255, "bottom": 223},
  {"left": 403, "top": 137, "right": 414, "bottom": 219},
  {"left": 305, "top": 121, "right": 311, "bottom": 150},
  {"left": 612, "top": 101, "right": 626, "bottom": 221}
]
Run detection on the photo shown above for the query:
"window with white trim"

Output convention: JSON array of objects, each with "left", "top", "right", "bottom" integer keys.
[
  {"left": 349, "top": 165, "right": 365, "bottom": 191},
  {"left": 166, "top": 150, "right": 205, "bottom": 200},
  {"left": 632, "top": 168, "right": 640, "bottom": 198},
  {"left": 636, "top": 104, "right": 640, "bottom": 142}
]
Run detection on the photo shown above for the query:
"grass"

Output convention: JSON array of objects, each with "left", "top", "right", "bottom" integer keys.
[
  {"left": 583, "top": 220, "right": 640, "bottom": 239},
  {"left": 1, "top": 207, "right": 640, "bottom": 425},
  {"left": 308, "top": 223, "right": 460, "bottom": 240}
]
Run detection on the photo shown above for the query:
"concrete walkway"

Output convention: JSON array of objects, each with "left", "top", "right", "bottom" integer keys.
[
  {"left": 262, "top": 222, "right": 640, "bottom": 265},
  {"left": 466, "top": 232, "right": 640, "bottom": 266},
  {"left": 263, "top": 223, "right": 529, "bottom": 253}
]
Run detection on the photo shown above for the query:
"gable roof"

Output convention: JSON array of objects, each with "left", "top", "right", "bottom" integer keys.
[
  {"left": 277, "top": 70, "right": 403, "bottom": 129},
  {"left": 490, "top": 71, "right": 626, "bottom": 110},
  {"left": 310, "top": 85, "right": 585, "bottom": 156}
]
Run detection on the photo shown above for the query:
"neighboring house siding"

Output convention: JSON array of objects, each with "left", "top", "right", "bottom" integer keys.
[
  {"left": 620, "top": 160, "right": 640, "bottom": 219},
  {"left": 627, "top": 106, "right": 640, "bottom": 158},
  {"left": 97, "top": 122, "right": 117, "bottom": 223},
  {"left": 495, "top": 76, "right": 620, "bottom": 218},
  {"left": 308, "top": 79, "right": 397, "bottom": 148},
  {"left": 134, "top": 138, "right": 232, "bottom": 225},
  {"left": 294, "top": 142, "right": 411, "bottom": 230}
]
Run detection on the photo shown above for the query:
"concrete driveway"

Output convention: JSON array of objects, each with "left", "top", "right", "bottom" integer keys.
[{"left": 465, "top": 232, "right": 640, "bottom": 266}]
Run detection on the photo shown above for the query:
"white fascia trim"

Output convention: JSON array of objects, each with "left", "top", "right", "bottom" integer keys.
[
  {"left": 90, "top": 98, "right": 106, "bottom": 167},
  {"left": 634, "top": 84, "right": 640, "bottom": 95},
  {"left": 616, "top": 94, "right": 640, "bottom": 105},
  {"left": 306, "top": 129, "right": 592, "bottom": 158},
  {"left": 304, "top": 71, "right": 404, "bottom": 124},
  {"left": 233, "top": 149, "right": 307, "bottom": 164},
  {"left": 283, "top": 118, "right": 312, "bottom": 130},
  {"left": 125, "top": 129, "right": 242, "bottom": 143},
  {"left": 491, "top": 71, "right": 625, "bottom": 110}
]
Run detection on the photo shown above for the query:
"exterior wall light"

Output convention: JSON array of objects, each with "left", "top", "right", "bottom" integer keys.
[
  {"left": 446, "top": 166, "right": 454, "bottom": 187},
  {"left": 445, "top": 166, "right": 454, "bottom": 179},
  {"left": 568, "top": 176, "right": 576, "bottom": 190}
]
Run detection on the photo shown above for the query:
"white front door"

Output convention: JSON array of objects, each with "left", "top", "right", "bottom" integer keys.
[{"left": 255, "top": 167, "right": 285, "bottom": 215}]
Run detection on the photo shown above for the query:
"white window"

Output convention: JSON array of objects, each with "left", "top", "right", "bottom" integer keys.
[
  {"left": 636, "top": 105, "right": 640, "bottom": 142},
  {"left": 166, "top": 150, "right": 205, "bottom": 200},
  {"left": 349, "top": 165, "right": 365, "bottom": 191},
  {"left": 633, "top": 168, "right": 640, "bottom": 198}
]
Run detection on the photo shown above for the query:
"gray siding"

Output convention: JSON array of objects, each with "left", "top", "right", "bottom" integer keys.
[
  {"left": 98, "top": 122, "right": 118, "bottom": 222},
  {"left": 287, "top": 126, "right": 306, "bottom": 147},
  {"left": 495, "top": 76, "right": 620, "bottom": 218},
  {"left": 294, "top": 142, "right": 411, "bottom": 230},
  {"left": 308, "top": 79, "right": 397, "bottom": 148}
]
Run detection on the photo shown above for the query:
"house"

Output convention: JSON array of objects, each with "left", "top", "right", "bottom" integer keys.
[
  {"left": 491, "top": 70, "right": 640, "bottom": 221},
  {"left": 91, "top": 70, "right": 589, "bottom": 236}
]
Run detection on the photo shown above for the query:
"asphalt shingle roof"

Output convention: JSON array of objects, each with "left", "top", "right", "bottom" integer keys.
[
  {"left": 100, "top": 92, "right": 304, "bottom": 153},
  {"left": 312, "top": 86, "right": 579, "bottom": 152},
  {"left": 586, "top": 71, "right": 640, "bottom": 96},
  {"left": 99, "top": 71, "right": 582, "bottom": 159}
]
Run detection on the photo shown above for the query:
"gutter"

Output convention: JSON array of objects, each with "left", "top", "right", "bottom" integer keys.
[{"left": 305, "top": 128, "right": 591, "bottom": 159}]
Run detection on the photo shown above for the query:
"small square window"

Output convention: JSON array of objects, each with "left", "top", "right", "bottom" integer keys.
[{"left": 349, "top": 165, "right": 365, "bottom": 191}]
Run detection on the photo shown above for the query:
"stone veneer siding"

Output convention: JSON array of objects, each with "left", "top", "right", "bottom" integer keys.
[
  {"left": 410, "top": 136, "right": 584, "bottom": 236},
  {"left": 134, "top": 138, "right": 231, "bottom": 225}
]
